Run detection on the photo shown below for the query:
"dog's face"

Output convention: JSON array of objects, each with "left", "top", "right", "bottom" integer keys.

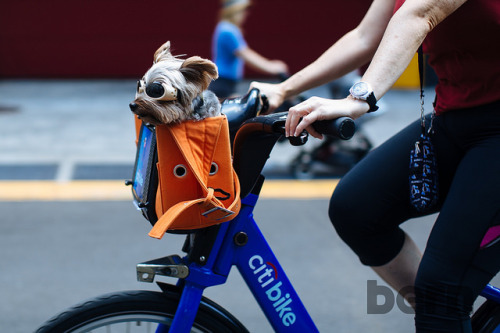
[{"left": 129, "top": 41, "right": 218, "bottom": 125}]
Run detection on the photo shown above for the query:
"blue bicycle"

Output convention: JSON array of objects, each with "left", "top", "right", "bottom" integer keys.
[{"left": 36, "top": 90, "right": 500, "bottom": 332}]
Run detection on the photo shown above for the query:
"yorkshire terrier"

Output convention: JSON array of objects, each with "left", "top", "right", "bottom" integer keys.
[{"left": 129, "top": 41, "right": 220, "bottom": 125}]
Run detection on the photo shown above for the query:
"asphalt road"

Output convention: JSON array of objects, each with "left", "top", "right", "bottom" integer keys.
[
  {"left": 1, "top": 199, "right": 437, "bottom": 333},
  {"left": 3, "top": 199, "right": 497, "bottom": 333}
]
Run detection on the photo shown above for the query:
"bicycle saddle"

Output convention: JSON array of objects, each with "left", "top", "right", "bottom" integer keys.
[{"left": 220, "top": 88, "right": 265, "bottom": 141}]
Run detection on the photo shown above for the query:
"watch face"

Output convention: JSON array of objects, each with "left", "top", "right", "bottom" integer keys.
[
  {"left": 350, "top": 82, "right": 370, "bottom": 98},
  {"left": 349, "top": 81, "right": 378, "bottom": 111}
]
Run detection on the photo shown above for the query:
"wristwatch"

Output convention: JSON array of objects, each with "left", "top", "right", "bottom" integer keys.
[{"left": 349, "top": 81, "right": 379, "bottom": 112}]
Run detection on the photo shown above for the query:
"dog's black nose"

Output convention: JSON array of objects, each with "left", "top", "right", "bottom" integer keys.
[{"left": 129, "top": 103, "right": 138, "bottom": 112}]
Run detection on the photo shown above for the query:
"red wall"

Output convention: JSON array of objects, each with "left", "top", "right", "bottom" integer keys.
[{"left": 0, "top": 0, "right": 370, "bottom": 78}]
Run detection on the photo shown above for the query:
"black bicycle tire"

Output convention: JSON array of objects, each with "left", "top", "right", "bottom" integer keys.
[
  {"left": 472, "top": 299, "right": 500, "bottom": 333},
  {"left": 35, "top": 289, "right": 249, "bottom": 333}
]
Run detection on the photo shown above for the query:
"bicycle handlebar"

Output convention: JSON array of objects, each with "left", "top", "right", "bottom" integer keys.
[
  {"left": 232, "top": 112, "right": 356, "bottom": 198},
  {"left": 238, "top": 112, "right": 355, "bottom": 141},
  {"left": 312, "top": 117, "right": 356, "bottom": 140},
  {"left": 224, "top": 89, "right": 356, "bottom": 141}
]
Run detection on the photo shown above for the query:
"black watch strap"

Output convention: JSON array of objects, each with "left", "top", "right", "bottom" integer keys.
[{"left": 366, "top": 92, "right": 379, "bottom": 112}]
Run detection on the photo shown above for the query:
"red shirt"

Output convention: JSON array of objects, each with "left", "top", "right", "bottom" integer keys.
[{"left": 394, "top": 0, "right": 500, "bottom": 114}]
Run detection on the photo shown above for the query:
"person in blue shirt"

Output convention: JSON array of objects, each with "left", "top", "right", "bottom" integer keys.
[{"left": 210, "top": 0, "right": 288, "bottom": 98}]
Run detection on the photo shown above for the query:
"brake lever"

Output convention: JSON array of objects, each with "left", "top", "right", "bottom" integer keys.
[{"left": 288, "top": 130, "right": 308, "bottom": 146}]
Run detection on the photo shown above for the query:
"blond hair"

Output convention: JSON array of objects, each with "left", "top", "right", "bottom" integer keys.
[{"left": 220, "top": 0, "right": 251, "bottom": 23}]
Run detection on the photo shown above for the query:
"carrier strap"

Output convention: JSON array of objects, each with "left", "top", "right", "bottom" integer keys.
[{"left": 148, "top": 169, "right": 240, "bottom": 239}]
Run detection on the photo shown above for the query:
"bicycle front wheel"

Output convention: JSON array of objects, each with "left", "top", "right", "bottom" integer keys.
[
  {"left": 472, "top": 300, "right": 500, "bottom": 333},
  {"left": 36, "top": 289, "right": 248, "bottom": 333}
]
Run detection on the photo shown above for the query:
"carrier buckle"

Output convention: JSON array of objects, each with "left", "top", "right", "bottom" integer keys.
[
  {"left": 202, "top": 206, "right": 235, "bottom": 220},
  {"left": 137, "top": 255, "right": 189, "bottom": 282}
]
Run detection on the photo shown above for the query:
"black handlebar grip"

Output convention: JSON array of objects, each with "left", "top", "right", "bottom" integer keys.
[{"left": 312, "top": 117, "right": 356, "bottom": 140}]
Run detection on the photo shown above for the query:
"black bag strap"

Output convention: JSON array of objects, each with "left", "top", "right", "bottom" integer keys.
[
  {"left": 418, "top": 46, "right": 425, "bottom": 97},
  {"left": 417, "top": 46, "right": 434, "bottom": 135}
]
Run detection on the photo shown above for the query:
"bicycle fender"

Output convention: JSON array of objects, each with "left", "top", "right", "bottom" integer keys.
[{"left": 156, "top": 282, "right": 249, "bottom": 332}]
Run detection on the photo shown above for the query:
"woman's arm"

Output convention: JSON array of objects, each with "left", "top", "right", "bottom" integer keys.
[
  {"left": 251, "top": 0, "right": 396, "bottom": 111},
  {"left": 286, "top": 0, "right": 468, "bottom": 138},
  {"left": 281, "top": 0, "right": 396, "bottom": 99},
  {"left": 362, "top": 0, "right": 467, "bottom": 100}
]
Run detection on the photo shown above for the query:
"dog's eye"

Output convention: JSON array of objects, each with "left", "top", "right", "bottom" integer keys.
[
  {"left": 146, "top": 82, "right": 165, "bottom": 99},
  {"left": 145, "top": 82, "right": 178, "bottom": 101}
]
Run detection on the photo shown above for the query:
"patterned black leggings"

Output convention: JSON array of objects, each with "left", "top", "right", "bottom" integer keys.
[{"left": 329, "top": 100, "right": 500, "bottom": 332}]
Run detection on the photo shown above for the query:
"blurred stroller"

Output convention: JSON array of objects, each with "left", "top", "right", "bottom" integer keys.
[{"left": 289, "top": 116, "right": 373, "bottom": 179}]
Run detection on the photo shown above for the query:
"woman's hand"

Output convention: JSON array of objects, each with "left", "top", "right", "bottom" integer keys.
[
  {"left": 286, "top": 96, "right": 369, "bottom": 139},
  {"left": 267, "top": 60, "right": 289, "bottom": 76},
  {"left": 248, "top": 81, "right": 286, "bottom": 114}
]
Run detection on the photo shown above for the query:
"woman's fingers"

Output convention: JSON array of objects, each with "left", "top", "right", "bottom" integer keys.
[
  {"left": 294, "top": 110, "right": 319, "bottom": 137},
  {"left": 285, "top": 97, "right": 367, "bottom": 139},
  {"left": 286, "top": 101, "right": 311, "bottom": 137},
  {"left": 304, "top": 124, "right": 323, "bottom": 140},
  {"left": 249, "top": 81, "right": 283, "bottom": 113},
  {"left": 286, "top": 97, "right": 324, "bottom": 137}
]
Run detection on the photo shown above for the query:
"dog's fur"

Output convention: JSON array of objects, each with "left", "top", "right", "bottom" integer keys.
[{"left": 130, "top": 41, "right": 220, "bottom": 125}]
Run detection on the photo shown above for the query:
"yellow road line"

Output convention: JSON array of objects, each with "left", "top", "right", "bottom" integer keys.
[
  {"left": 259, "top": 179, "right": 339, "bottom": 199},
  {"left": 0, "top": 179, "right": 339, "bottom": 201},
  {"left": 0, "top": 181, "right": 130, "bottom": 201}
]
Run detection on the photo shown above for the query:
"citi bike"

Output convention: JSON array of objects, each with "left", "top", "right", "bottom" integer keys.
[{"left": 36, "top": 89, "right": 500, "bottom": 332}]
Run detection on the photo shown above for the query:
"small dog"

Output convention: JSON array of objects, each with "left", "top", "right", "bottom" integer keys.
[{"left": 129, "top": 41, "right": 220, "bottom": 125}]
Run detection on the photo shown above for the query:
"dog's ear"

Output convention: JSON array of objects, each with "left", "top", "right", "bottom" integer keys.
[
  {"left": 153, "top": 41, "right": 174, "bottom": 64},
  {"left": 180, "top": 56, "right": 219, "bottom": 91}
]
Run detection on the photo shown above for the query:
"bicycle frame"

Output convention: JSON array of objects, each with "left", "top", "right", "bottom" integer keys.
[
  {"left": 166, "top": 188, "right": 318, "bottom": 332},
  {"left": 481, "top": 284, "right": 500, "bottom": 304}
]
